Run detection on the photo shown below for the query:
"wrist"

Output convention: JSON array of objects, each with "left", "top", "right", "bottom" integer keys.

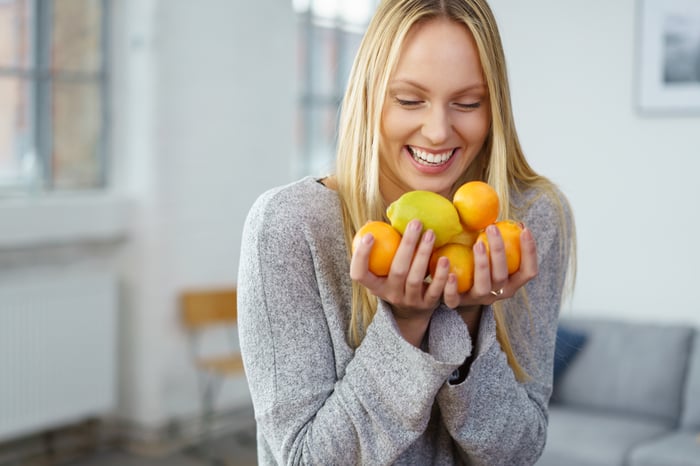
[
  {"left": 457, "top": 304, "right": 481, "bottom": 314},
  {"left": 392, "top": 312, "right": 431, "bottom": 348},
  {"left": 457, "top": 305, "right": 482, "bottom": 342}
]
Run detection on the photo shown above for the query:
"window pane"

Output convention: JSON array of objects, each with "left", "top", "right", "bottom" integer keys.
[
  {"left": 309, "top": 25, "right": 339, "bottom": 98},
  {"left": 296, "top": 20, "right": 307, "bottom": 95},
  {"left": 52, "top": 0, "right": 102, "bottom": 73},
  {"left": 295, "top": 0, "right": 375, "bottom": 25},
  {"left": 338, "top": 0, "right": 376, "bottom": 25},
  {"left": 338, "top": 29, "right": 363, "bottom": 91},
  {"left": 294, "top": 0, "right": 377, "bottom": 177},
  {"left": 306, "top": 104, "right": 338, "bottom": 174},
  {"left": 52, "top": 80, "right": 102, "bottom": 189},
  {"left": 0, "top": 76, "right": 33, "bottom": 187},
  {"left": 292, "top": 0, "right": 310, "bottom": 13},
  {"left": 0, "top": 0, "right": 32, "bottom": 69}
]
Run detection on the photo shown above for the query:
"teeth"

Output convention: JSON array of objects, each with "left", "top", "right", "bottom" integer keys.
[{"left": 409, "top": 147, "right": 454, "bottom": 165}]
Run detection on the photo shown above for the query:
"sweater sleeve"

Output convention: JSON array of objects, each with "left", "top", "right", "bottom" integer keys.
[
  {"left": 435, "top": 189, "right": 573, "bottom": 466},
  {"left": 238, "top": 186, "right": 472, "bottom": 465}
]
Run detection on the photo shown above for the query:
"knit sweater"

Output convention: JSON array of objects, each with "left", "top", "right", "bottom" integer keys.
[{"left": 238, "top": 176, "right": 572, "bottom": 465}]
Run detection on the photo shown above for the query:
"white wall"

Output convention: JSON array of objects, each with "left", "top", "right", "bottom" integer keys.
[
  {"left": 489, "top": 0, "right": 700, "bottom": 326},
  {"left": 111, "top": 0, "right": 296, "bottom": 430}
]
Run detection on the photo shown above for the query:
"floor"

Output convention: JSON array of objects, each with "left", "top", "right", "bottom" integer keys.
[
  {"left": 65, "top": 431, "right": 257, "bottom": 466},
  {"left": 1, "top": 413, "right": 257, "bottom": 466}
]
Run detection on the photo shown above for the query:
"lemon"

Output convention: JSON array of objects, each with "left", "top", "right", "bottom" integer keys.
[{"left": 386, "top": 190, "right": 463, "bottom": 248}]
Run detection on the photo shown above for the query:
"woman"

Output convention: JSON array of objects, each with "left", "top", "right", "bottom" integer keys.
[{"left": 238, "top": 0, "right": 576, "bottom": 464}]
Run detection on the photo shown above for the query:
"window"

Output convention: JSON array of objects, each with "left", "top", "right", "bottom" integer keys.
[
  {"left": 0, "top": 0, "right": 109, "bottom": 194},
  {"left": 292, "top": 0, "right": 378, "bottom": 176}
]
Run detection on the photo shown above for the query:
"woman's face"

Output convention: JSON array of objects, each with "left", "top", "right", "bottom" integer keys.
[{"left": 379, "top": 18, "right": 491, "bottom": 203}]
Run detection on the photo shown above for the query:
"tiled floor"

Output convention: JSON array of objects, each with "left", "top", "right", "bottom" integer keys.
[
  {"left": 0, "top": 413, "right": 257, "bottom": 466},
  {"left": 65, "top": 431, "right": 257, "bottom": 466}
]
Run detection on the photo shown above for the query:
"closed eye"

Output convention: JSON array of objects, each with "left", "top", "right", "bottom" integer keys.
[
  {"left": 395, "top": 97, "right": 423, "bottom": 107},
  {"left": 454, "top": 102, "right": 481, "bottom": 110}
]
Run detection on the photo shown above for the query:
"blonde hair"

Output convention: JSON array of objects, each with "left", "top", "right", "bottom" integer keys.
[{"left": 335, "top": 0, "right": 576, "bottom": 381}]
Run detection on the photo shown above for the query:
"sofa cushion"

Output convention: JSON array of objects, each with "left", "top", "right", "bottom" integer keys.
[
  {"left": 537, "top": 406, "right": 673, "bottom": 466},
  {"left": 681, "top": 332, "right": 700, "bottom": 428},
  {"left": 552, "top": 317, "right": 694, "bottom": 423},
  {"left": 627, "top": 431, "right": 700, "bottom": 466},
  {"left": 553, "top": 325, "right": 588, "bottom": 381}
]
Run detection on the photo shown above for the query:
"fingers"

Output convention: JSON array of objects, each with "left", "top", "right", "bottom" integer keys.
[
  {"left": 352, "top": 219, "right": 445, "bottom": 312},
  {"left": 485, "top": 224, "right": 509, "bottom": 288},
  {"left": 352, "top": 221, "right": 539, "bottom": 313},
  {"left": 426, "top": 257, "right": 451, "bottom": 304},
  {"left": 385, "top": 220, "right": 425, "bottom": 301},
  {"left": 406, "top": 229, "right": 436, "bottom": 299},
  {"left": 508, "top": 227, "right": 538, "bottom": 285},
  {"left": 349, "top": 231, "right": 372, "bottom": 281},
  {"left": 468, "top": 225, "right": 504, "bottom": 296},
  {"left": 454, "top": 224, "right": 539, "bottom": 307},
  {"left": 442, "top": 273, "right": 461, "bottom": 308},
  {"left": 470, "top": 239, "right": 492, "bottom": 297},
  {"left": 349, "top": 232, "right": 384, "bottom": 292}
]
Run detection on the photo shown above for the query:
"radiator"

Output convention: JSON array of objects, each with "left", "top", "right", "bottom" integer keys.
[{"left": 0, "top": 268, "right": 117, "bottom": 442}]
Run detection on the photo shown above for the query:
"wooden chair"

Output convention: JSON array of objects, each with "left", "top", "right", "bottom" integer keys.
[{"left": 180, "top": 287, "right": 245, "bottom": 460}]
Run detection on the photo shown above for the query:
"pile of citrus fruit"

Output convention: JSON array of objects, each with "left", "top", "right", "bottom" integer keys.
[{"left": 351, "top": 181, "right": 522, "bottom": 293}]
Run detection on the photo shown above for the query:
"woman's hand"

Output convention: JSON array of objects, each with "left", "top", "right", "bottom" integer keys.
[
  {"left": 350, "top": 220, "right": 450, "bottom": 346},
  {"left": 443, "top": 224, "right": 539, "bottom": 309}
]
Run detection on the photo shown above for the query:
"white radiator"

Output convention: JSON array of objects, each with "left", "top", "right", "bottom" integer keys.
[{"left": 0, "top": 268, "right": 117, "bottom": 442}]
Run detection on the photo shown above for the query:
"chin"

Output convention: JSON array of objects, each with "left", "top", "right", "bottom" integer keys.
[{"left": 406, "top": 177, "right": 456, "bottom": 197}]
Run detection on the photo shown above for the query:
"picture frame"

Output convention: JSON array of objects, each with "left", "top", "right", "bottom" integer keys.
[{"left": 637, "top": 0, "right": 700, "bottom": 114}]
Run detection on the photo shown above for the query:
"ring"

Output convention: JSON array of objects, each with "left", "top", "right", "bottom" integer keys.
[{"left": 490, "top": 288, "right": 504, "bottom": 297}]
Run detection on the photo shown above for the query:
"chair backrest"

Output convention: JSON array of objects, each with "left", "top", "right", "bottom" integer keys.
[{"left": 181, "top": 288, "right": 238, "bottom": 330}]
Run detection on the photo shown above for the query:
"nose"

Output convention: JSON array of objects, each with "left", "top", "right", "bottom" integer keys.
[{"left": 421, "top": 105, "right": 450, "bottom": 144}]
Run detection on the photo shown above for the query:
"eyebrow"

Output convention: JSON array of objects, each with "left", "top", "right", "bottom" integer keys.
[{"left": 389, "top": 79, "right": 487, "bottom": 95}]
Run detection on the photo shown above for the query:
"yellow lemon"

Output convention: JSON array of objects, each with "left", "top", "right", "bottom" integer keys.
[{"left": 386, "top": 190, "right": 463, "bottom": 248}]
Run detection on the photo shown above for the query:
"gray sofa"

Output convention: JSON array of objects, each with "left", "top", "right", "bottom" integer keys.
[{"left": 537, "top": 316, "right": 700, "bottom": 466}]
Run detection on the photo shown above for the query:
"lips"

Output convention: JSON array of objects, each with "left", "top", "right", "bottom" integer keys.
[{"left": 407, "top": 146, "right": 456, "bottom": 166}]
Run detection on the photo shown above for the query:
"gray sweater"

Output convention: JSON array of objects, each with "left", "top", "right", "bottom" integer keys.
[{"left": 238, "top": 176, "right": 571, "bottom": 465}]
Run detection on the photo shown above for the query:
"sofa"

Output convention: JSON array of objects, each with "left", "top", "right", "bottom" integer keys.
[{"left": 537, "top": 316, "right": 700, "bottom": 466}]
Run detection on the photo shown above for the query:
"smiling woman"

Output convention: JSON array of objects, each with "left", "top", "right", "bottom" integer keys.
[{"left": 239, "top": 1, "right": 576, "bottom": 464}]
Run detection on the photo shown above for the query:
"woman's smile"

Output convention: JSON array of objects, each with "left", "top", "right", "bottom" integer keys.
[
  {"left": 405, "top": 146, "right": 459, "bottom": 174},
  {"left": 406, "top": 146, "right": 457, "bottom": 166}
]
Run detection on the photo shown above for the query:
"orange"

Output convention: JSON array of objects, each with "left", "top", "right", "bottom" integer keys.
[
  {"left": 428, "top": 243, "right": 475, "bottom": 293},
  {"left": 452, "top": 181, "right": 500, "bottom": 231},
  {"left": 351, "top": 221, "right": 402, "bottom": 276},
  {"left": 476, "top": 220, "right": 523, "bottom": 275},
  {"left": 446, "top": 228, "right": 480, "bottom": 248}
]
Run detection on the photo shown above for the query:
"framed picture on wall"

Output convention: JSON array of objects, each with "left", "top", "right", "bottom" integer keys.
[{"left": 637, "top": 0, "right": 700, "bottom": 114}]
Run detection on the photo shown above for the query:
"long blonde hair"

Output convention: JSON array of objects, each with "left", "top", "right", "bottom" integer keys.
[{"left": 335, "top": 0, "right": 575, "bottom": 381}]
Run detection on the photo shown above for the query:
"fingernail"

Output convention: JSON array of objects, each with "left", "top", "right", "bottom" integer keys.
[
  {"left": 475, "top": 241, "right": 486, "bottom": 253},
  {"left": 410, "top": 219, "right": 422, "bottom": 232},
  {"left": 439, "top": 256, "right": 449, "bottom": 268},
  {"left": 487, "top": 225, "right": 499, "bottom": 235},
  {"left": 362, "top": 233, "right": 374, "bottom": 245},
  {"left": 423, "top": 229, "right": 435, "bottom": 243}
]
